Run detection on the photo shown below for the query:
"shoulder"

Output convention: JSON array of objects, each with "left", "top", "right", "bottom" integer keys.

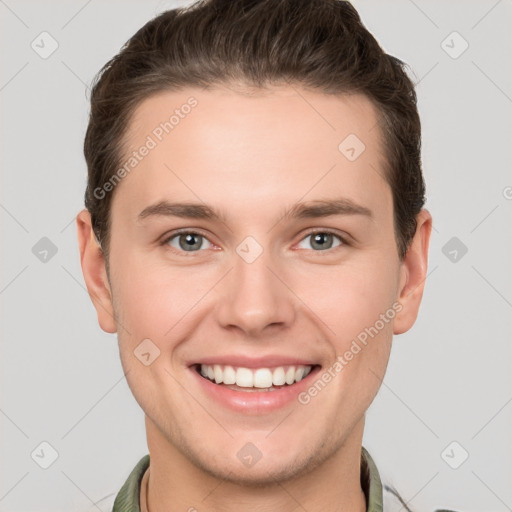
[
  {"left": 362, "top": 446, "right": 462, "bottom": 512},
  {"left": 382, "top": 482, "right": 463, "bottom": 512},
  {"left": 82, "top": 454, "right": 150, "bottom": 512}
]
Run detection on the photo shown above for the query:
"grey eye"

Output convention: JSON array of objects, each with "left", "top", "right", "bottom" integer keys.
[
  {"left": 297, "top": 232, "right": 343, "bottom": 251},
  {"left": 168, "top": 232, "right": 211, "bottom": 252}
]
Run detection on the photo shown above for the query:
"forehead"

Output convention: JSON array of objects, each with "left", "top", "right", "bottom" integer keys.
[
  {"left": 113, "top": 85, "right": 390, "bottom": 224},
  {"left": 125, "top": 84, "right": 383, "bottom": 154}
]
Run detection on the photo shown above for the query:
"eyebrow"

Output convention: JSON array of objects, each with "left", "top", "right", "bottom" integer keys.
[{"left": 137, "top": 198, "right": 373, "bottom": 223}]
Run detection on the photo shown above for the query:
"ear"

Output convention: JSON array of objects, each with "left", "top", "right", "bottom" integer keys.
[
  {"left": 76, "top": 209, "right": 117, "bottom": 334},
  {"left": 393, "top": 209, "right": 432, "bottom": 335}
]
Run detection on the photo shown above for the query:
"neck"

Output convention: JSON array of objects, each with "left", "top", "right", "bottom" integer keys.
[{"left": 144, "top": 416, "right": 367, "bottom": 512}]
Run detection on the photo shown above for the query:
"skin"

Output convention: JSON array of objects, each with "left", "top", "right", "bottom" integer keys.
[{"left": 77, "top": 84, "right": 431, "bottom": 512}]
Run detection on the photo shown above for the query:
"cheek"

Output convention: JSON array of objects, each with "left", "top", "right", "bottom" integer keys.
[
  {"left": 111, "top": 239, "right": 399, "bottom": 351},
  {"left": 111, "top": 260, "right": 192, "bottom": 411},
  {"left": 330, "top": 257, "right": 397, "bottom": 399},
  {"left": 293, "top": 253, "right": 399, "bottom": 344},
  {"left": 111, "top": 253, "right": 204, "bottom": 336}
]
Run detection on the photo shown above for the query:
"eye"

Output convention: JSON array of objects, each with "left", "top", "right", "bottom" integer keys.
[
  {"left": 160, "top": 229, "right": 348, "bottom": 255},
  {"left": 162, "top": 231, "right": 215, "bottom": 253},
  {"left": 296, "top": 230, "right": 346, "bottom": 251}
]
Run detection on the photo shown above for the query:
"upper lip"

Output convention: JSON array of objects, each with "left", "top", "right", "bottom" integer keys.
[{"left": 188, "top": 355, "right": 320, "bottom": 369}]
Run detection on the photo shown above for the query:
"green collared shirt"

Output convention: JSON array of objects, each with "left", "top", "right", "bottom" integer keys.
[
  {"left": 86, "top": 445, "right": 460, "bottom": 512},
  {"left": 111, "top": 446, "right": 384, "bottom": 512}
]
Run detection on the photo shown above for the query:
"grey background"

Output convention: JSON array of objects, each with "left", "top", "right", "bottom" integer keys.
[{"left": 1, "top": 0, "right": 511, "bottom": 511}]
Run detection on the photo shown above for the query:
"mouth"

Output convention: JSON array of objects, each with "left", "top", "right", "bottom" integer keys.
[{"left": 191, "top": 363, "right": 321, "bottom": 392}]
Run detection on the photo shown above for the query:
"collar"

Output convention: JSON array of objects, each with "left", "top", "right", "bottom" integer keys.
[{"left": 112, "top": 445, "right": 384, "bottom": 512}]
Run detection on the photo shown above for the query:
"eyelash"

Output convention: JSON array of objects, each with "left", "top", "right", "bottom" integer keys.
[{"left": 159, "top": 228, "right": 350, "bottom": 256}]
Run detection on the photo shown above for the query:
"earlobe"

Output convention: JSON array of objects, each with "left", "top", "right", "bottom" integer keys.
[
  {"left": 393, "top": 209, "right": 432, "bottom": 335},
  {"left": 76, "top": 209, "right": 117, "bottom": 334}
]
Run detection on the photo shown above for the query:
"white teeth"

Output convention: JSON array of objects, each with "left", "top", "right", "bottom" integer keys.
[
  {"left": 285, "top": 366, "right": 296, "bottom": 385},
  {"left": 253, "top": 368, "right": 273, "bottom": 388},
  {"left": 236, "top": 367, "right": 253, "bottom": 388},
  {"left": 272, "top": 367, "right": 286, "bottom": 386},
  {"left": 213, "top": 364, "right": 223, "bottom": 384},
  {"left": 223, "top": 365, "right": 236, "bottom": 385},
  {"left": 198, "top": 364, "right": 314, "bottom": 388}
]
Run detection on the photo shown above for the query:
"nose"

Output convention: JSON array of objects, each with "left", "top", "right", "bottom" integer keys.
[{"left": 215, "top": 247, "right": 296, "bottom": 337}]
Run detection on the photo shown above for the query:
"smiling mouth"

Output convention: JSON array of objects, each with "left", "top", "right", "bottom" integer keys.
[{"left": 192, "top": 363, "right": 321, "bottom": 392}]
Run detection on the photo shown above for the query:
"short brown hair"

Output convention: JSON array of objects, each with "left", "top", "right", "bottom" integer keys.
[{"left": 83, "top": 0, "right": 425, "bottom": 264}]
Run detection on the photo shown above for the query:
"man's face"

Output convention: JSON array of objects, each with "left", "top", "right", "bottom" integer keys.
[{"left": 98, "top": 85, "right": 410, "bottom": 483}]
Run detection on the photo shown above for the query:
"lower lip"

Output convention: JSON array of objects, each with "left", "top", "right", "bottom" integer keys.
[{"left": 189, "top": 365, "right": 321, "bottom": 415}]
